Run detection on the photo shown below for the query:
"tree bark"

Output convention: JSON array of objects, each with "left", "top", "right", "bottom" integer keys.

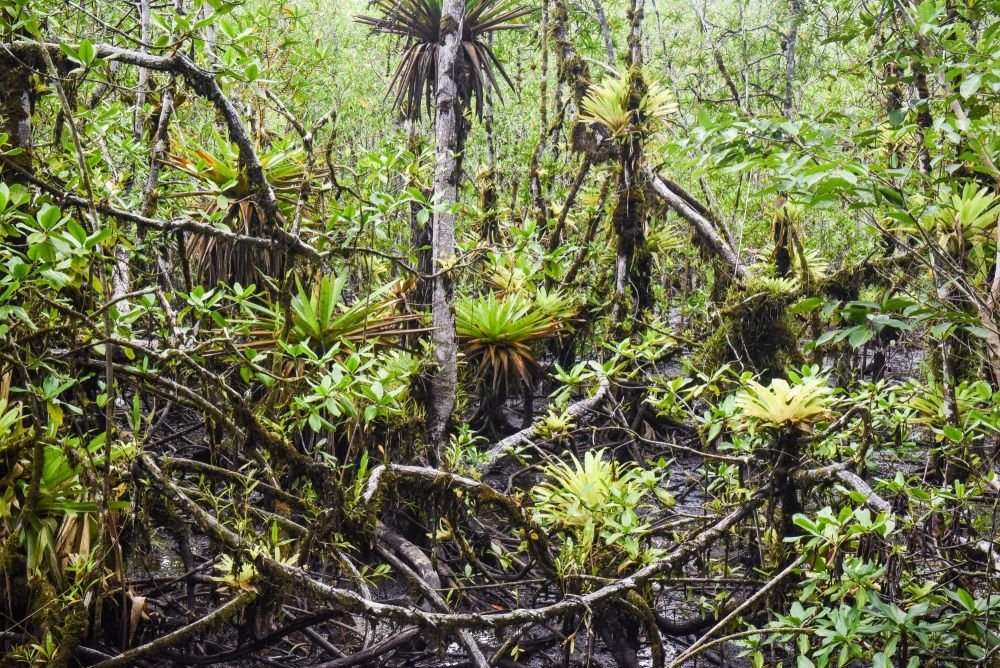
[
  {"left": 628, "top": 0, "right": 644, "bottom": 66},
  {"left": 645, "top": 168, "right": 751, "bottom": 280},
  {"left": 134, "top": 0, "right": 151, "bottom": 143},
  {"left": 551, "top": 0, "right": 591, "bottom": 108},
  {"left": 782, "top": 0, "right": 800, "bottom": 118},
  {"left": 406, "top": 119, "right": 433, "bottom": 309},
  {"left": 427, "top": 0, "right": 467, "bottom": 454},
  {"left": 113, "top": 0, "right": 153, "bottom": 315},
  {"left": 0, "top": 51, "right": 33, "bottom": 184}
]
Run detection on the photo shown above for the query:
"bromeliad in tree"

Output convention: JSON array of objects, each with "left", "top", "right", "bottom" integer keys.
[{"left": 357, "top": 0, "right": 531, "bottom": 121}]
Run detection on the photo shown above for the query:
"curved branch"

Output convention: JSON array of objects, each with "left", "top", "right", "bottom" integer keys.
[
  {"left": 7, "top": 41, "right": 282, "bottom": 227},
  {"left": 90, "top": 590, "right": 257, "bottom": 668},
  {"left": 645, "top": 167, "right": 751, "bottom": 280},
  {"left": 477, "top": 374, "right": 611, "bottom": 473},
  {"left": 792, "top": 461, "right": 891, "bottom": 514}
]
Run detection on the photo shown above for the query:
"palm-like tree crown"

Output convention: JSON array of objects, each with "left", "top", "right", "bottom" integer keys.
[{"left": 357, "top": 0, "right": 531, "bottom": 121}]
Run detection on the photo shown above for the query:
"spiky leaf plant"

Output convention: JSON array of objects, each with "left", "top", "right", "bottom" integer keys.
[
  {"left": 578, "top": 70, "right": 677, "bottom": 139},
  {"left": 242, "top": 273, "right": 419, "bottom": 356},
  {"left": 357, "top": 0, "right": 531, "bottom": 121},
  {"left": 531, "top": 449, "right": 666, "bottom": 573},
  {"left": 456, "top": 290, "right": 569, "bottom": 393},
  {"left": 801, "top": 247, "right": 830, "bottom": 280},
  {"left": 925, "top": 185, "right": 999, "bottom": 282},
  {"left": 756, "top": 275, "right": 801, "bottom": 296},
  {"left": 289, "top": 274, "right": 409, "bottom": 349},
  {"left": 532, "top": 449, "right": 630, "bottom": 529},
  {"left": 735, "top": 375, "right": 833, "bottom": 431},
  {"left": 483, "top": 250, "right": 542, "bottom": 294},
  {"left": 1, "top": 436, "right": 132, "bottom": 588},
  {"left": 165, "top": 141, "right": 316, "bottom": 200},
  {"left": 163, "top": 136, "right": 326, "bottom": 286},
  {"left": 904, "top": 378, "right": 996, "bottom": 436}
]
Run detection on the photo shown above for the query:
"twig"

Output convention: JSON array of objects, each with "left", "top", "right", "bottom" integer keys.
[{"left": 667, "top": 554, "right": 807, "bottom": 667}]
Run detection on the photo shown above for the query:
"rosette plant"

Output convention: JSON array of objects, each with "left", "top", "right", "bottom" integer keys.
[
  {"left": 357, "top": 0, "right": 531, "bottom": 121},
  {"left": 456, "top": 289, "right": 573, "bottom": 434}
]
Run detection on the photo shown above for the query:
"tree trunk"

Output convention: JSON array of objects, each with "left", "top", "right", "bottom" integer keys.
[
  {"left": 479, "top": 36, "right": 499, "bottom": 242},
  {"left": 111, "top": 0, "right": 153, "bottom": 314},
  {"left": 529, "top": 0, "right": 550, "bottom": 229},
  {"left": 612, "top": 0, "right": 651, "bottom": 327},
  {"left": 427, "top": 0, "right": 467, "bottom": 454},
  {"left": 0, "top": 51, "right": 33, "bottom": 184},
  {"left": 406, "top": 119, "right": 433, "bottom": 309},
  {"left": 552, "top": 0, "right": 592, "bottom": 109},
  {"left": 782, "top": 0, "right": 800, "bottom": 118},
  {"left": 628, "top": 0, "right": 644, "bottom": 66}
]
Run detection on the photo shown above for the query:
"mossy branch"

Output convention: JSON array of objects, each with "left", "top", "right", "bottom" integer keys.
[{"left": 90, "top": 590, "right": 257, "bottom": 668}]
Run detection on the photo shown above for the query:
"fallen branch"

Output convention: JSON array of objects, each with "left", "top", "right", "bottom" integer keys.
[
  {"left": 377, "top": 536, "right": 490, "bottom": 668},
  {"left": 312, "top": 628, "right": 420, "bottom": 668},
  {"left": 363, "top": 465, "right": 554, "bottom": 571},
  {"left": 162, "top": 609, "right": 346, "bottom": 665},
  {"left": 363, "top": 464, "right": 518, "bottom": 508},
  {"left": 667, "top": 553, "right": 807, "bottom": 668},
  {"left": 164, "top": 457, "right": 304, "bottom": 508},
  {"left": 476, "top": 374, "right": 612, "bottom": 474},
  {"left": 792, "top": 461, "right": 892, "bottom": 514},
  {"left": 645, "top": 167, "right": 751, "bottom": 280},
  {"left": 377, "top": 523, "right": 442, "bottom": 587}
]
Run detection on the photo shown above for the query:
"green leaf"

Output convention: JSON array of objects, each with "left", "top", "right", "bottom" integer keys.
[
  {"left": 793, "top": 514, "right": 819, "bottom": 534},
  {"left": 949, "top": 587, "right": 976, "bottom": 611},
  {"left": 814, "top": 328, "right": 843, "bottom": 347},
  {"left": 59, "top": 43, "right": 79, "bottom": 63},
  {"left": 930, "top": 322, "right": 952, "bottom": 339},
  {"left": 942, "top": 424, "right": 963, "bottom": 443},
  {"left": 848, "top": 327, "right": 874, "bottom": 349},
  {"left": 790, "top": 297, "right": 823, "bottom": 314},
  {"left": 960, "top": 73, "right": 982, "bottom": 99},
  {"left": 78, "top": 39, "right": 96, "bottom": 66},
  {"left": 964, "top": 325, "right": 992, "bottom": 339}
]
